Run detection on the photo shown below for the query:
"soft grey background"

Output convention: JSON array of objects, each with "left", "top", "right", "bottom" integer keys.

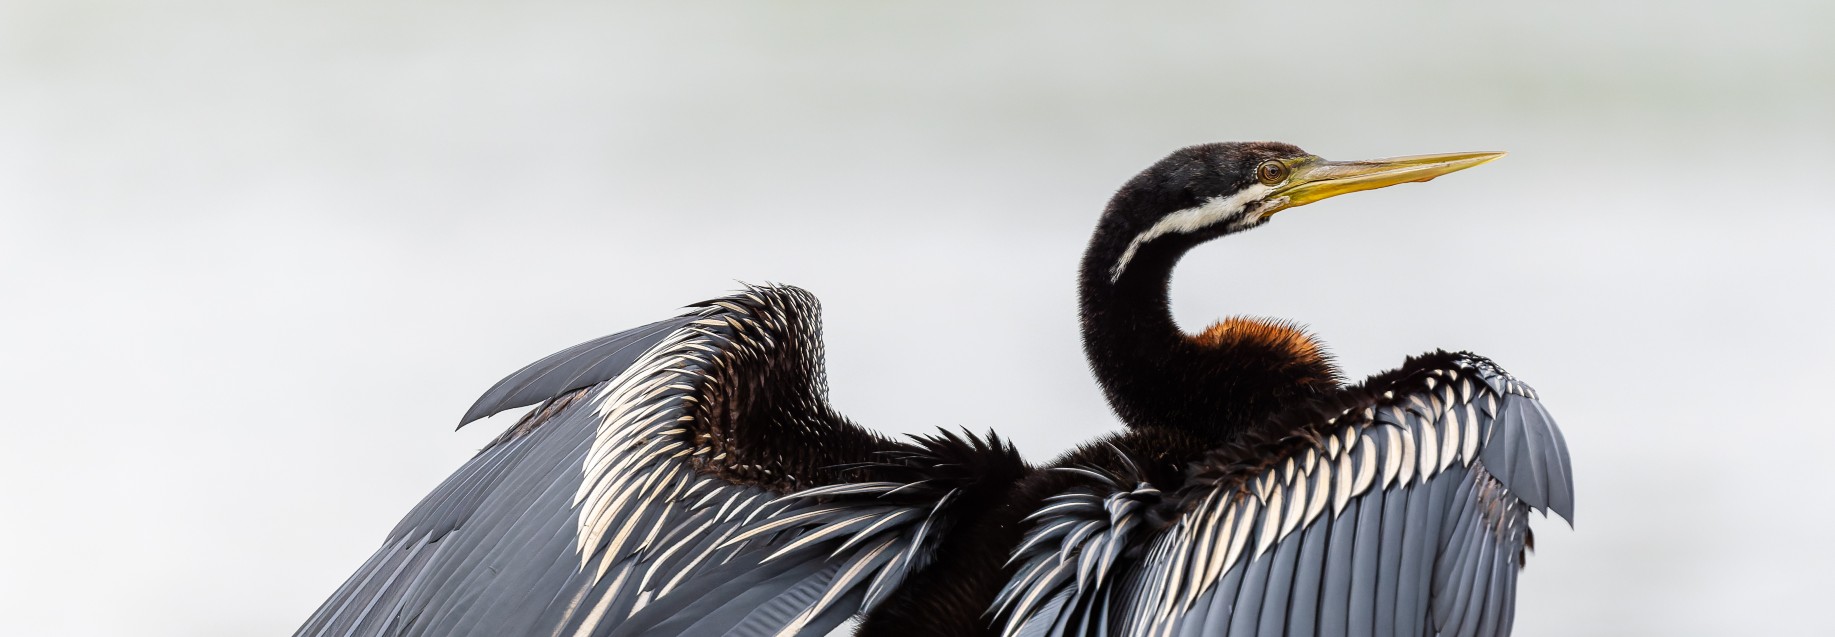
[{"left": 3, "top": 1, "right": 1831, "bottom": 635}]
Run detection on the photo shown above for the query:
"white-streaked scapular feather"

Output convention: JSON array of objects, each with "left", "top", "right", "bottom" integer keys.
[
  {"left": 295, "top": 285, "right": 974, "bottom": 637},
  {"left": 994, "top": 354, "right": 1574, "bottom": 637}
]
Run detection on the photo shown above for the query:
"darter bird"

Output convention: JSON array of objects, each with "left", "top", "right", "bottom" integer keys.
[{"left": 295, "top": 142, "right": 1573, "bottom": 637}]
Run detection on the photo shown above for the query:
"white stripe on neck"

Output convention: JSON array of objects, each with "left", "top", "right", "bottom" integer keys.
[{"left": 1108, "top": 184, "right": 1273, "bottom": 283}]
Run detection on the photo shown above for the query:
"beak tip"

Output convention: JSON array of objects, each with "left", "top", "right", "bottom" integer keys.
[{"left": 1447, "top": 151, "right": 1506, "bottom": 173}]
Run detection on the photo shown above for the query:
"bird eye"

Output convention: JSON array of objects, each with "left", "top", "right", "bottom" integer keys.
[{"left": 1256, "top": 160, "right": 1288, "bottom": 186}]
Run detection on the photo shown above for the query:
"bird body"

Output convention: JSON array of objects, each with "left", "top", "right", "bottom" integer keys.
[{"left": 296, "top": 142, "right": 1572, "bottom": 636}]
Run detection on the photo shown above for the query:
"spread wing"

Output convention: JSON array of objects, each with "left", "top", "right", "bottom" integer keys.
[
  {"left": 296, "top": 285, "right": 992, "bottom": 637},
  {"left": 997, "top": 352, "right": 1574, "bottom": 637}
]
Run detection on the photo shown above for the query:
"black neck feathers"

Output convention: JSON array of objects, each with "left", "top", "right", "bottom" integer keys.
[{"left": 1077, "top": 163, "right": 1339, "bottom": 443}]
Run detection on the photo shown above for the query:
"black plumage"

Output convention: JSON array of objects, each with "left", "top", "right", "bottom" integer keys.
[
  {"left": 296, "top": 142, "right": 1572, "bottom": 637},
  {"left": 1078, "top": 142, "right": 1343, "bottom": 440}
]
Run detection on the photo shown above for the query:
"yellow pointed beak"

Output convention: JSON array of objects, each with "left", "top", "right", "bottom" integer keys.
[{"left": 1258, "top": 151, "right": 1505, "bottom": 218}]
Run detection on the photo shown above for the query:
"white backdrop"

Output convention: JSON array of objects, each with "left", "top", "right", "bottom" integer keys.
[{"left": 3, "top": 2, "right": 1832, "bottom": 635}]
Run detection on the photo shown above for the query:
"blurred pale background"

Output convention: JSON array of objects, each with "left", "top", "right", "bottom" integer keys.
[{"left": 3, "top": 1, "right": 1831, "bottom": 635}]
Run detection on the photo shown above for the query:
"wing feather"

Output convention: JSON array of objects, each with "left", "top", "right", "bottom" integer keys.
[
  {"left": 1373, "top": 483, "right": 1410, "bottom": 635},
  {"left": 296, "top": 286, "right": 1012, "bottom": 637},
  {"left": 1224, "top": 535, "right": 1273, "bottom": 637},
  {"left": 1320, "top": 496, "right": 1359, "bottom": 637},
  {"left": 995, "top": 352, "right": 1573, "bottom": 636},
  {"left": 1252, "top": 520, "right": 1303, "bottom": 637},
  {"left": 1285, "top": 511, "right": 1332, "bottom": 637}
]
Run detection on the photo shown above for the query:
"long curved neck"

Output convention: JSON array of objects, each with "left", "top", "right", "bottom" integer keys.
[
  {"left": 1077, "top": 214, "right": 1338, "bottom": 442},
  {"left": 1077, "top": 221, "right": 1201, "bottom": 433}
]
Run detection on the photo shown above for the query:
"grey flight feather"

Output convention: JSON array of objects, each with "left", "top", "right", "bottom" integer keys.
[
  {"left": 296, "top": 285, "right": 962, "bottom": 637},
  {"left": 457, "top": 316, "right": 697, "bottom": 427},
  {"left": 994, "top": 353, "right": 1574, "bottom": 637}
]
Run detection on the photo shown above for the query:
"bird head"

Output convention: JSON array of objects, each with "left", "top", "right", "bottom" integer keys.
[{"left": 1097, "top": 142, "right": 1504, "bottom": 284}]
